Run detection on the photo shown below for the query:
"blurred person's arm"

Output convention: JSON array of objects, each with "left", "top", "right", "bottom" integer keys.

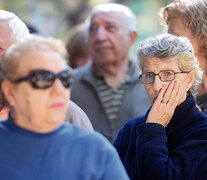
[{"left": 65, "top": 100, "right": 93, "bottom": 131}]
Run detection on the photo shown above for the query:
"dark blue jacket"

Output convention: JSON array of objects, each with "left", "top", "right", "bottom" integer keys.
[{"left": 114, "top": 95, "right": 207, "bottom": 180}]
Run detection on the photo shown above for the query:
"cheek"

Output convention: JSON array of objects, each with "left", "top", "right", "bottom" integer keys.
[
  {"left": 12, "top": 88, "right": 34, "bottom": 115},
  {"left": 89, "top": 37, "right": 95, "bottom": 47},
  {"left": 68, "top": 89, "right": 71, "bottom": 99},
  {"left": 144, "top": 85, "right": 153, "bottom": 102},
  {"left": 191, "top": 40, "right": 200, "bottom": 54},
  {"left": 0, "top": 50, "right": 4, "bottom": 58},
  {"left": 25, "top": 92, "right": 49, "bottom": 114}
]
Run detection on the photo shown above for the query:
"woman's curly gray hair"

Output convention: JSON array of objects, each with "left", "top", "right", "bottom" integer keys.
[
  {"left": 136, "top": 33, "right": 203, "bottom": 97},
  {"left": 158, "top": 0, "right": 207, "bottom": 60}
]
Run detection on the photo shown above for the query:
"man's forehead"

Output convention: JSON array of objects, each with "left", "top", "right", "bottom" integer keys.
[
  {"left": 0, "top": 20, "right": 12, "bottom": 49},
  {"left": 91, "top": 12, "right": 124, "bottom": 25}
]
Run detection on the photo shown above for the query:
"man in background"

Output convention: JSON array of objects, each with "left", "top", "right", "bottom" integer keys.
[
  {"left": 0, "top": 10, "right": 30, "bottom": 119},
  {"left": 71, "top": 3, "right": 150, "bottom": 142}
]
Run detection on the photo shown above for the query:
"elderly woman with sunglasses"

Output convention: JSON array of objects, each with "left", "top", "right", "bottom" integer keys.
[
  {"left": 114, "top": 33, "right": 207, "bottom": 180},
  {"left": 0, "top": 36, "right": 129, "bottom": 180}
]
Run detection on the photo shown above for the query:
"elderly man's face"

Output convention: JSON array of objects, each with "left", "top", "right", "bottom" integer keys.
[
  {"left": 0, "top": 20, "right": 12, "bottom": 57},
  {"left": 89, "top": 12, "right": 132, "bottom": 66}
]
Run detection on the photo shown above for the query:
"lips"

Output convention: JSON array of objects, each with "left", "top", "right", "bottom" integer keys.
[
  {"left": 95, "top": 46, "right": 111, "bottom": 52},
  {"left": 51, "top": 102, "right": 64, "bottom": 108}
]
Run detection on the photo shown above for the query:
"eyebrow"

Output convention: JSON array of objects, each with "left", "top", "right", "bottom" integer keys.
[{"left": 91, "top": 20, "right": 118, "bottom": 26}]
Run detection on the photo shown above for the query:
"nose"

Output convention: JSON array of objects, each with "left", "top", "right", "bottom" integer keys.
[
  {"left": 95, "top": 27, "right": 107, "bottom": 41},
  {"left": 152, "top": 75, "right": 164, "bottom": 93},
  {"left": 52, "top": 79, "right": 68, "bottom": 94}
]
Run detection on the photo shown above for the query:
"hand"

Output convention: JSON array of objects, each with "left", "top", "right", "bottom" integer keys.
[{"left": 146, "top": 80, "right": 181, "bottom": 127}]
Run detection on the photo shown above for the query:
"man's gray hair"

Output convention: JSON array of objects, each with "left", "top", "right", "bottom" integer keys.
[
  {"left": 136, "top": 33, "right": 203, "bottom": 97},
  {"left": 85, "top": 3, "right": 137, "bottom": 35},
  {"left": 0, "top": 10, "right": 30, "bottom": 42}
]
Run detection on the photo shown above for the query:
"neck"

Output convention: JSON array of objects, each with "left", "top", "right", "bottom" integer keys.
[
  {"left": 95, "top": 59, "right": 130, "bottom": 89},
  {"left": 0, "top": 107, "right": 9, "bottom": 120},
  {"left": 11, "top": 112, "right": 62, "bottom": 133}
]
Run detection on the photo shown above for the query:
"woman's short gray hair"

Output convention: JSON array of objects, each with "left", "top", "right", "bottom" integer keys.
[
  {"left": 0, "top": 35, "right": 67, "bottom": 109},
  {"left": 136, "top": 33, "right": 203, "bottom": 97},
  {"left": 0, "top": 10, "right": 30, "bottom": 42},
  {"left": 84, "top": 3, "right": 137, "bottom": 36}
]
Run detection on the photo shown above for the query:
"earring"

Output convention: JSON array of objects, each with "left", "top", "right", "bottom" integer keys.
[{"left": 186, "top": 88, "right": 188, "bottom": 91}]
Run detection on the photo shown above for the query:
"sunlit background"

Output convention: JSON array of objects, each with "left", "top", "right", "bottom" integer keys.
[{"left": 0, "top": 0, "right": 173, "bottom": 58}]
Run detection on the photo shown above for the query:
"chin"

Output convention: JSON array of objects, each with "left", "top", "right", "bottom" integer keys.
[{"left": 48, "top": 114, "right": 66, "bottom": 124}]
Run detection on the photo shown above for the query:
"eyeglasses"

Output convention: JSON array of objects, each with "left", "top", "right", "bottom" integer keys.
[
  {"left": 12, "top": 68, "right": 73, "bottom": 89},
  {"left": 138, "top": 70, "right": 189, "bottom": 84}
]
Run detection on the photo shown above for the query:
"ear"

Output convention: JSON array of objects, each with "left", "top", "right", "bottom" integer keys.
[
  {"left": 1, "top": 80, "right": 16, "bottom": 106},
  {"left": 129, "top": 31, "right": 138, "bottom": 46},
  {"left": 186, "top": 70, "right": 195, "bottom": 90}
]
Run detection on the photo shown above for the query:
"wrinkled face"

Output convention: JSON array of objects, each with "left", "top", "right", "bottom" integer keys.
[
  {"left": 0, "top": 20, "right": 12, "bottom": 57},
  {"left": 143, "top": 57, "right": 192, "bottom": 105},
  {"left": 168, "top": 18, "right": 200, "bottom": 58},
  {"left": 7, "top": 49, "right": 70, "bottom": 133},
  {"left": 89, "top": 12, "right": 132, "bottom": 66}
]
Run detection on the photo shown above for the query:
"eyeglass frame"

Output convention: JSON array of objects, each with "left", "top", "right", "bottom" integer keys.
[{"left": 138, "top": 70, "right": 189, "bottom": 84}]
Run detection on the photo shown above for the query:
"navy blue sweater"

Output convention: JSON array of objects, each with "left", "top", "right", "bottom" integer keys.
[
  {"left": 0, "top": 116, "right": 129, "bottom": 180},
  {"left": 114, "top": 95, "right": 207, "bottom": 180}
]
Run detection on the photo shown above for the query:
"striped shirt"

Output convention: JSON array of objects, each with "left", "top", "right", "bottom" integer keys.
[{"left": 95, "top": 75, "right": 130, "bottom": 130}]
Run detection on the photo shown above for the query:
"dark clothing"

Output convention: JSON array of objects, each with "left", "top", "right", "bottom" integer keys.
[
  {"left": 71, "top": 61, "right": 150, "bottom": 142},
  {"left": 0, "top": 116, "right": 129, "bottom": 180},
  {"left": 196, "top": 92, "right": 207, "bottom": 114},
  {"left": 189, "top": 149, "right": 207, "bottom": 180},
  {"left": 114, "top": 95, "right": 207, "bottom": 180}
]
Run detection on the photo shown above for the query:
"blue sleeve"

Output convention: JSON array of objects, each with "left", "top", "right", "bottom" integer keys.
[{"left": 102, "top": 147, "right": 129, "bottom": 180}]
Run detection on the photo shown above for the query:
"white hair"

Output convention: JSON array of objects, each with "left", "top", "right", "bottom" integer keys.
[
  {"left": 136, "top": 33, "right": 203, "bottom": 97},
  {"left": 84, "top": 3, "right": 137, "bottom": 36},
  {"left": 0, "top": 10, "right": 30, "bottom": 42}
]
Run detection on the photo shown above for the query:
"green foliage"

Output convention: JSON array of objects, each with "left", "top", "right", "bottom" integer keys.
[{"left": 88, "top": 0, "right": 110, "bottom": 6}]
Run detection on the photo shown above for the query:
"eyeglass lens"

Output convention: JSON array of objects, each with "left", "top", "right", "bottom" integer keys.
[{"left": 139, "top": 70, "right": 175, "bottom": 84}]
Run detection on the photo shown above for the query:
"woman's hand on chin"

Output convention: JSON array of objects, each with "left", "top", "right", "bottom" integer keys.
[{"left": 146, "top": 80, "right": 181, "bottom": 127}]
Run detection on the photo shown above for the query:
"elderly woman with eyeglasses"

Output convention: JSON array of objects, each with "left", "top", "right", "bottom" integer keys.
[
  {"left": 114, "top": 33, "right": 207, "bottom": 180},
  {"left": 0, "top": 36, "right": 129, "bottom": 180}
]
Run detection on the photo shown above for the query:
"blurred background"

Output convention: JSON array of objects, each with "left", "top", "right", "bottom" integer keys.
[{"left": 0, "top": 0, "right": 173, "bottom": 58}]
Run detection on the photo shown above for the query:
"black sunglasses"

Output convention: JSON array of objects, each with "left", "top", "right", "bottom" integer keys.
[{"left": 12, "top": 68, "right": 73, "bottom": 89}]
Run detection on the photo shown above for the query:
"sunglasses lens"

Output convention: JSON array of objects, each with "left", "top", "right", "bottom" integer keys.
[
  {"left": 30, "top": 70, "right": 55, "bottom": 89},
  {"left": 59, "top": 70, "right": 73, "bottom": 88}
]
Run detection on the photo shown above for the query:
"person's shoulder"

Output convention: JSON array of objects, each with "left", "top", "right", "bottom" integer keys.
[
  {"left": 73, "top": 62, "right": 92, "bottom": 79},
  {"left": 62, "top": 122, "right": 112, "bottom": 147},
  {"left": 114, "top": 115, "right": 146, "bottom": 148},
  {"left": 65, "top": 100, "right": 93, "bottom": 130},
  {"left": 122, "top": 115, "right": 146, "bottom": 133}
]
